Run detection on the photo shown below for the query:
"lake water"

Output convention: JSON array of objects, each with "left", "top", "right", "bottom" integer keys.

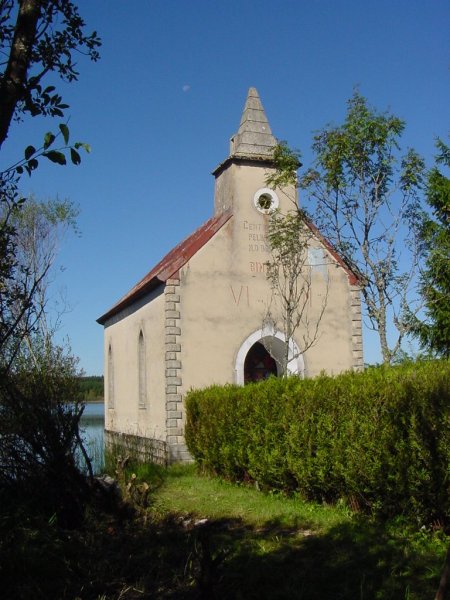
[{"left": 79, "top": 402, "right": 104, "bottom": 474}]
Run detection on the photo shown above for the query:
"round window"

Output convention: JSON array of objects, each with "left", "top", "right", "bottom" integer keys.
[{"left": 253, "top": 188, "right": 279, "bottom": 214}]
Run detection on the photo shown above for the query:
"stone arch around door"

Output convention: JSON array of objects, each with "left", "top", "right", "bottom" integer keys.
[{"left": 235, "top": 326, "right": 304, "bottom": 385}]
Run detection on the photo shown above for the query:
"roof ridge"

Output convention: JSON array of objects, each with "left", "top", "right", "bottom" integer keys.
[{"left": 97, "top": 210, "right": 233, "bottom": 324}]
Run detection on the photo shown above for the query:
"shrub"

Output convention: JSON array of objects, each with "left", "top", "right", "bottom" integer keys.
[
  {"left": 0, "top": 344, "right": 91, "bottom": 527},
  {"left": 185, "top": 361, "right": 450, "bottom": 524}
]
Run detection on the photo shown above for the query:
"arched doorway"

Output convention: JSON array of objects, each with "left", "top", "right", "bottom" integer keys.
[
  {"left": 244, "top": 341, "right": 278, "bottom": 383},
  {"left": 235, "top": 326, "right": 304, "bottom": 385}
]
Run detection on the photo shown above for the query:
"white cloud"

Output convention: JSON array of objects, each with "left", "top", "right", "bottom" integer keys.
[{"left": 182, "top": 84, "right": 191, "bottom": 93}]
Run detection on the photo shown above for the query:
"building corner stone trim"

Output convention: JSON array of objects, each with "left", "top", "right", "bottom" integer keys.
[
  {"left": 164, "top": 279, "right": 192, "bottom": 463},
  {"left": 350, "top": 285, "right": 364, "bottom": 371}
]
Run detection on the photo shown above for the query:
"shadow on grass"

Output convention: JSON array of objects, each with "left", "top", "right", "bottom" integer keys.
[
  {"left": 173, "top": 516, "right": 445, "bottom": 600},
  {"left": 1, "top": 507, "right": 445, "bottom": 599},
  {"left": 215, "top": 519, "right": 444, "bottom": 600}
]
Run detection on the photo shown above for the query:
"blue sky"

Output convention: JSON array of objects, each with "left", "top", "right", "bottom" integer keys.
[{"left": 2, "top": 0, "right": 449, "bottom": 374}]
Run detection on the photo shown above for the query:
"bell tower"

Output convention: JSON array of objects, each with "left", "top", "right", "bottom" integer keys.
[{"left": 212, "top": 88, "right": 297, "bottom": 217}]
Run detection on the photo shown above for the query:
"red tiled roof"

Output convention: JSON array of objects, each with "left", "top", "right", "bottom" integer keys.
[{"left": 97, "top": 209, "right": 233, "bottom": 324}]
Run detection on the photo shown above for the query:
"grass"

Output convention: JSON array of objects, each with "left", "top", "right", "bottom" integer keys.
[
  {"left": 148, "top": 464, "right": 448, "bottom": 600},
  {"left": 152, "top": 463, "right": 349, "bottom": 530},
  {"left": 1, "top": 462, "right": 448, "bottom": 599}
]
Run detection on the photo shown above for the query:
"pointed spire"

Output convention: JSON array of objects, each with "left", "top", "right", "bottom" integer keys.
[{"left": 230, "top": 87, "right": 277, "bottom": 159}]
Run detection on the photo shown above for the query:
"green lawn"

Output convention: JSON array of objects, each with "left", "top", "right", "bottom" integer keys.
[
  {"left": 124, "top": 463, "right": 448, "bottom": 599},
  {"left": 2, "top": 463, "right": 447, "bottom": 599}
]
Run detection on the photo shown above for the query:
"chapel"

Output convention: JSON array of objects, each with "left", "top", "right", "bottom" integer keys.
[{"left": 97, "top": 88, "right": 363, "bottom": 463}]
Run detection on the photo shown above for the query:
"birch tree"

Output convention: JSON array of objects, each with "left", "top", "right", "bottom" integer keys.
[
  {"left": 264, "top": 207, "right": 328, "bottom": 374},
  {"left": 5, "top": 196, "right": 79, "bottom": 366},
  {"left": 298, "top": 93, "right": 425, "bottom": 364},
  {"left": 263, "top": 146, "right": 328, "bottom": 375}
]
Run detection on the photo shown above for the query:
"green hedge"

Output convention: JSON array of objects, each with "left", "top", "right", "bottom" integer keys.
[{"left": 185, "top": 361, "right": 450, "bottom": 524}]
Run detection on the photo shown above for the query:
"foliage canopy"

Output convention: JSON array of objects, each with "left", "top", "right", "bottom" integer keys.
[
  {"left": 295, "top": 92, "right": 426, "bottom": 363},
  {"left": 0, "top": 0, "right": 100, "bottom": 148},
  {"left": 412, "top": 139, "right": 450, "bottom": 357}
]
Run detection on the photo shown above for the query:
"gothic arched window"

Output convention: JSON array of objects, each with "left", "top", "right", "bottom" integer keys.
[
  {"left": 108, "top": 343, "right": 114, "bottom": 409},
  {"left": 138, "top": 331, "right": 147, "bottom": 409}
]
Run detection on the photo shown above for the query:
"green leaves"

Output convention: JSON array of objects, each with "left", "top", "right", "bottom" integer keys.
[
  {"left": 19, "top": 146, "right": 38, "bottom": 175},
  {"left": 24, "top": 145, "right": 36, "bottom": 160},
  {"left": 400, "top": 148, "right": 425, "bottom": 192},
  {"left": 308, "top": 92, "right": 409, "bottom": 196},
  {"left": 70, "top": 148, "right": 81, "bottom": 165},
  {"left": 43, "top": 150, "right": 66, "bottom": 165},
  {"left": 59, "top": 123, "right": 69, "bottom": 145},
  {"left": 0, "top": 1, "right": 101, "bottom": 142},
  {"left": 43, "top": 132, "right": 55, "bottom": 149},
  {"left": 186, "top": 361, "right": 450, "bottom": 525},
  {"left": 412, "top": 138, "right": 450, "bottom": 357},
  {"left": 297, "top": 92, "right": 427, "bottom": 364},
  {"left": 74, "top": 142, "right": 91, "bottom": 153},
  {"left": 14, "top": 124, "right": 92, "bottom": 177},
  {"left": 266, "top": 141, "right": 301, "bottom": 190}
]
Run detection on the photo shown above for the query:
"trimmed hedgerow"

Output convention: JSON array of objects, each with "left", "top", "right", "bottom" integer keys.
[{"left": 185, "top": 361, "right": 450, "bottom": 524}]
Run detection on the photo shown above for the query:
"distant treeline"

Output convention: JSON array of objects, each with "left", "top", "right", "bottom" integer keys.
[{"left": 78, "top": 376, "right": 104, "bottom": 401}]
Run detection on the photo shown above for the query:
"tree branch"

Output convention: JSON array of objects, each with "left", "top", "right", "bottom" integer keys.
[{"left": 0, "top": 0, "right": 42, "bottom": 147}]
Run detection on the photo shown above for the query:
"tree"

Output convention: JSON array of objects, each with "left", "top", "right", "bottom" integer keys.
[
  {"left": 264, "top": 208, "right": 328, "bottom": 374},
  {"left": 0, "top": 196, "right": 94, "bottom": 524},
  {"left": 0, "top": 1, "right": 100, "bottom": 524},
  {"left": 297, "top": 92, "right": 425, "bottom": 364},
  {"left": 261, "top": 144, "right": 328, "bottom": 375},
  {"left": 0, "top": 341, "right": 89, "bottom": 527},
  {"left": 0, "top": 0, "right": 99, "bottom": 368},
  {"left": 2, "top": 196, "right": 79, "bottom": 367},
  {"left": 0, "top": 0, "right": 100, "bottom": 148},
  {"left": 412, "top": 139, "right": 450, "bottom": 357}
]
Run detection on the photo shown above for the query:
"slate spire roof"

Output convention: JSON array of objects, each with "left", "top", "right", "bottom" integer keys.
[{"left": 229, "top": 87, "right": 277, "bottom": 159}]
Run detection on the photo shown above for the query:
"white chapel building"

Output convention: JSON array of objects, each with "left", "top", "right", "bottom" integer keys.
[{"left": 97, "top": 88, "right": 363, "bottom": 463}]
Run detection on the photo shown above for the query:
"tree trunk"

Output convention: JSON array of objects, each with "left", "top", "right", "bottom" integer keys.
[
  {"left": 379, "top": 327, "right": 392, "bottom": 364},
  {"left": 0, "top": 0, "right": 41, "bottom": 148}
]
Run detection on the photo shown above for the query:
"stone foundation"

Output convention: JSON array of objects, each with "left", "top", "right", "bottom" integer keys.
[
  {"left": 105, "top": 430, "right": 193, "bottom": 465},
  {"left": 105, "top": 430, "right": 168, "bottom": 466}
]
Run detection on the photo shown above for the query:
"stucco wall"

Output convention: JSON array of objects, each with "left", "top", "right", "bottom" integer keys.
[
  {"left": 180, "top": 162, "right": 358, "bottom": 394},
  {"left": 103, "top": 287, "right": 166, "bottom": 441},
  {"left": 100, "top": 159, "right": 362, "bottom": 462}
]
